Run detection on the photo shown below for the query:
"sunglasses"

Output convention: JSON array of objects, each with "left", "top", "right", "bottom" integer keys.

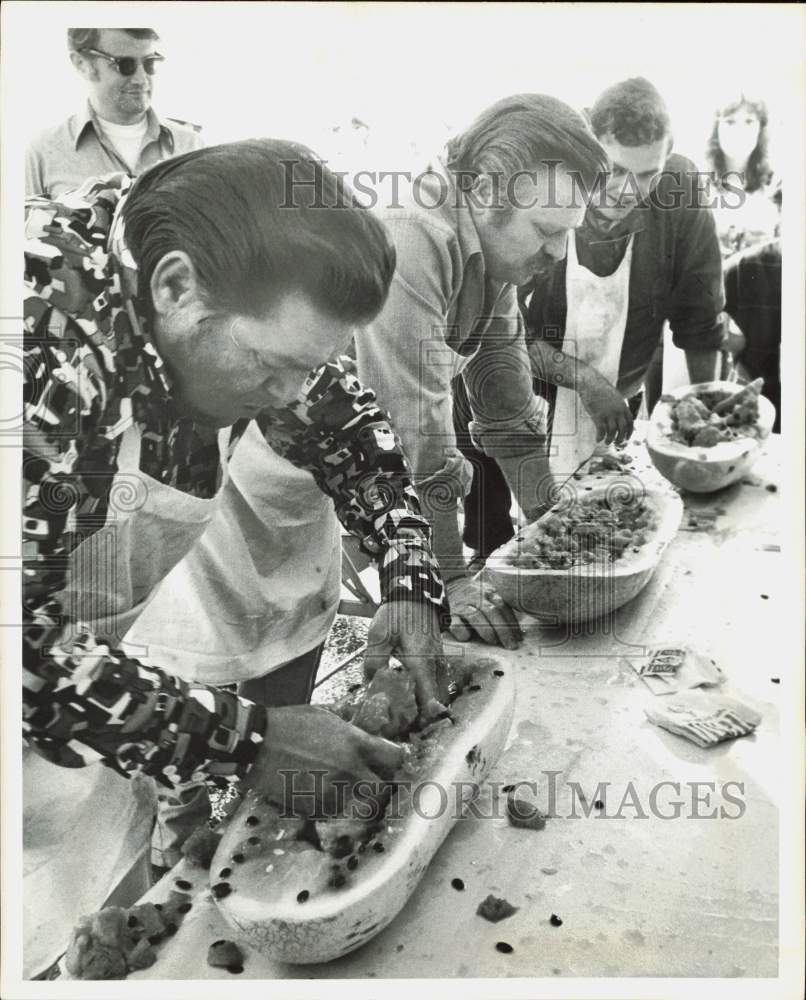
[{"left": 82, "top": 47, "right": 165, "bottom": 76}]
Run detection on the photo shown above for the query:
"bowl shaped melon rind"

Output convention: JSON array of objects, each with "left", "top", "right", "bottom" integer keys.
[
  {"left": 484, "top": 484, "right": 683, "bottom": 625},
  {"left": 645, "top": 380, "right": 775, "bottom": 493},
  {"left": 211, "top": 661, "right": 515, "bottom": 964}
]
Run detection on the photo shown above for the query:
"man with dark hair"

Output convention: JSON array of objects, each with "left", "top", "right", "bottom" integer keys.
[
  {"left": 22, "top": 140, "right": 448, "bottom": 970},
  {"left": 355, "top": 93, "right": 608, "bottom": 649},
  {"left": 459, "top": 79, "right": 727, "bottom": 561},
  {"left": 25, "top": 28, "right": 202, "bottom": 197}
]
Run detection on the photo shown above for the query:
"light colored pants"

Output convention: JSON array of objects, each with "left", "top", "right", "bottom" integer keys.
[{"left": 151, "top": 644, "right": 324, "bottom": 868}]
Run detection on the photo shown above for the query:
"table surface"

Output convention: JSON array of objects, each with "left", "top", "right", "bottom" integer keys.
[{"left": 63, "top": 434, "right": 784, "bottom": 981}]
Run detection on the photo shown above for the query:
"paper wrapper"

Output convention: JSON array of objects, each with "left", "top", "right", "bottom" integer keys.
[
  {"left": 644, "top": 690, "right": 762, "bottom": 747},
  {"left": 625, "top": 645, "right": 725, "bottom": 695}
]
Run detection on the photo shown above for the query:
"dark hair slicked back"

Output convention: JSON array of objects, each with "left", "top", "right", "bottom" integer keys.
[
  {"left": 121, "top": 138, "right": 395, "bottom": 325},
  {"left": 68, "top": 28, "right": 160, "bottom": 52},
  {"left": 589, "top": 77, "right": 671, "bottom": 147}
]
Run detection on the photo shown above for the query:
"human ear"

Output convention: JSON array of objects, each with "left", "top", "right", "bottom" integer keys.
[
  {"left": 70, "top": 51, "right": 97, "bottom": 82},
  {"left": 149, "top": 251, "right": 202, "bottom": 322}
]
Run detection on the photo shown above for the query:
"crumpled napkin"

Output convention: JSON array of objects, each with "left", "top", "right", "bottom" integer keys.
[{"left": 644, "top": 689, "right": 762, "bottom": 747}]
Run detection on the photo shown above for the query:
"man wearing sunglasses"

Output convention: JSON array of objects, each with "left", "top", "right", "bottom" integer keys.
[{"left": 25, "top": 28, "right": 203, "bottom": 198}]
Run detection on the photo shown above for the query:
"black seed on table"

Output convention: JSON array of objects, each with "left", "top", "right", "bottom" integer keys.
[
  {"left": 212, "top": 883, "right": 232, "bottom": 899},
  {"left": 227, "top": 964, "right": 244, "bottom": 975},
  {"left": 493, "top": 670, "right": 505, "bottom": 677},
  {"left": 347, "top": 856, "right": 359, "bottom": 871},
  {"left": 496, "top": 942, "right": 514, "bottom": 954},
  {"left": 177, "top": 903, "right": 192, "bottom": 914},
  {"left": 451, "top": 878, "right": 465, "bottom": 891},
  {"left": 766, "top": 484, "right": 778, "bottom": 493},
  {"left": 232, "top": 853, "right": 245, "bottom": 864},
  {"left": 372, "top": 843, "right": 385, "bottom": 853},
  {"left": 175, "top": 879, "right": 192, "bottom": 891},
  {"left": 771, "top": 678, "right": 780, "bottom": 684},
  {"left": 245, "top": 815, "right": 260, "bottom": 827},
  {"left": 332, "top": 835, "right": 353, "bottom": 859},
  {"left": 760, "top": 594, "right": 769, "bottom": 600},
  {"left": 218, "top": 867, "right": 232, "bottom": 879},
  {"left": 247, "top": 836, "right": 261, "bottom": 846},
  {"left": 550, "top": 914, "right": 563, "bottom": 927},
  {"left": 297, "top": 890, "right": 310, "bottom": 903}
]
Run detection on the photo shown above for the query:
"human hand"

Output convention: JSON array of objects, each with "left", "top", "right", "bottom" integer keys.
[
  {"left": 445, "top": 574, "right": 523, "bottom": 650},
  {"left": 578, "top": 368, "right": 633, "bottom": 445},
  {"left": 364, "top": 600, "right": 448, "bottom": 721},
  {"left": 243, "top": 705, "right": 404, "bottom": 818}
]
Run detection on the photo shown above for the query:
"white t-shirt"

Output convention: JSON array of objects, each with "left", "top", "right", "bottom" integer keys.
[{"left": 96, "top": 114, "right": 149, "bottom": 172}]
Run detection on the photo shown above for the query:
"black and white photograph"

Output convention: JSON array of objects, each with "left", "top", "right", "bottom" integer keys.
[{"left": 1, "top": 2, "right": 803, "bottom": 997}]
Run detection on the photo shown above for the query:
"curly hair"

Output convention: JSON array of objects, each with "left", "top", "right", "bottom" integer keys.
[
  {"left": 588, "top": 77, "right": 671, "bottom": 146},
  {"left": 705, "top": 96, "right": 772, "bottom": 194}
]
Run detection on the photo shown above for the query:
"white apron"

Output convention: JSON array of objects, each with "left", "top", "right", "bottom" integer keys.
[
  {"left": 123, "top": 420, "right": 341, "bottom": 684},
  {"left": 23, "top": 419, "right": 227, "bottom": 977},
  {"left": 551, "top": 232, "right": 634, "bottom": 477}
]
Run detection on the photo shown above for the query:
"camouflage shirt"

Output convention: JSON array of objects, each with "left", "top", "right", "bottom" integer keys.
[{"left": 23, "top": 174, "right": 447, "bottom": 791}]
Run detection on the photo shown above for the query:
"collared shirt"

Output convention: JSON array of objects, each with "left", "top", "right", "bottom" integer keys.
[
  {"left": 354, "top": 160, "right": 547, "bottom": 486},
  {"left": 523, "top": 153, "right": 726, "bottom": 398},
  {"left": 25, "top": 102, "right": 204, "bottom": 198},
  {"left": 22, "top": 173, "right": 447, "bottom": 791}
]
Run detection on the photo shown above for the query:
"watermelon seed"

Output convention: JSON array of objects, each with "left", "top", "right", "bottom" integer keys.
[
  {"left": 175, "top": 879, "right": 192, "bottom": 891},
  {"left": 493, "top": 670, "right": 505, "bottom": 677},
  {"left": 550, "top": 914, "right": 563, "bottom": 927},
  {"left": 247, "top": 836, "right": 261, "bottom": 846},
  {"left": 451, "top": 878, "right": 465, "bottom": 891},
  {"left": 245, "top": 816, "right": 260, "bottom": 827},
  {"left": 347, "top": 856, "right": 359, "bottom": 870},
  {"left": 232, "top": 853, "right": 245, "bottom": 863},
  {"left": 468, "top": 684, "right": 482, "bottom": 692},
  {"left": 297, "top": 890, "right": 310, "bottom": 903},
  {"left": 212, "top": 883, "right": 232, "bottom": 899},
  {"left": 177, "top": 903, "right": 192, "bottom": 914},
  {"left": 331, "top": 873, "right": 347, "bottom": 889},
  {"left": 218, "top": 867, "right": 232, "bottom": 879},
  {"left": 496, "top": 942, "right": 514, "bottom": 953},
  {"left": 501, "top": 784, "right": 515, "bottom": 793},
  {"left": 372, "top": 842, "right": 385, "bottom": 853}
]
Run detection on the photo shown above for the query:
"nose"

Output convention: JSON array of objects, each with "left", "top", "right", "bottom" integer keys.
[{"left": 129, "top": 61, "right": 149, "bottom": 85}]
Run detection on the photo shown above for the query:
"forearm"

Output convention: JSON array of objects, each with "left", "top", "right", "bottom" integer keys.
[
  {"left": 685, "top": 348, "right": 719, "bottom": 384},
  {"left": 494, "top": 451, "right": 554, "bottom": 522},
  {"left": 529, "top": 338, "right": 601, "bottom": 395},
  {"left": 23, "top": 601, "right": 265, "bottom": 789}
]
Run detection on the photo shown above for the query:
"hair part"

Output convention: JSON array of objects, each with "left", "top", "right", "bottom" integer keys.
[
  {"left": 588, "top": 77, "right": 671, "bottom": 147},
  {"left": 444, "top": 93, "right": 608, "bottom": 198},
  {"left": 121, "top": 138, "right": 395, "bottom": 326},
  {"left": 67, "top": 28, "right": 160, "bottom": 52},
  {"left": 705, "top": 95, "right": 772, "bottom": 194}
]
